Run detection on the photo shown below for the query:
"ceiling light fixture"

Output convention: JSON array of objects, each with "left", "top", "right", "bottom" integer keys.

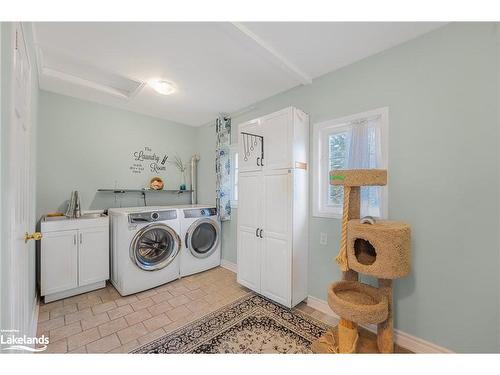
[{"left": 148, "top": 79, "right": 176, "bottom": 95}]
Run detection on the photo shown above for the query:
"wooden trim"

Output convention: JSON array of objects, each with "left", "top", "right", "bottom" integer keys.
[{"left": 294, "top": 161, "right": 307, "bottom": 170}]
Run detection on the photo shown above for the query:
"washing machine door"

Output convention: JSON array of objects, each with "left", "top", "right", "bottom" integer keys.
[
  {"left": 185, "top": 218, "right": 220, "bottom": 259},
  {"left": 130, "top": 223, "right": 181, "bottom": 271}
]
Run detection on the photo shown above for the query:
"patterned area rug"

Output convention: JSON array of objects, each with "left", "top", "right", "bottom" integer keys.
[{"left": 132, "top": 293, "right": 330, "bottom": 354}]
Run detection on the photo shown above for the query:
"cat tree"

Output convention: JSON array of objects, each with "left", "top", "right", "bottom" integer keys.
[{"left": 312, "top": 169, "right": 411, "bottom": 354}]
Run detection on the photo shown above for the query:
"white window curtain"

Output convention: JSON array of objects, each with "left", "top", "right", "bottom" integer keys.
[
  {"left": 347, "top": 116, "right": 383, "bottom": 217},
  {"left": 314, "top": 107, "right": 388, "bottom": 219}
]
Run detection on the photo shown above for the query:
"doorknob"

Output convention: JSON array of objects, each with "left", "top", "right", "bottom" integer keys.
[{"left": 24, "top": 232, "right": 42, "bottom": 243}]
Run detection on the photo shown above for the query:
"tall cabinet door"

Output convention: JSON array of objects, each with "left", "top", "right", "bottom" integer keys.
[
  {"left": 41, "top": 230, "right": 78, "bottom": 295},
  {"left": 238, "top": 120, "right": 263, "bottom": 173},
  {"left": 237, "top": 171, "right": 262, "bottom": 291},
  {"left": 262, "top": 108, "right": 292, "bottom": 170},
  {"left": 261, "top": 169, "right": 292, "bottom": 306},
  {"left": 78, "top": 227, "right": 110, "bottom": 287}
]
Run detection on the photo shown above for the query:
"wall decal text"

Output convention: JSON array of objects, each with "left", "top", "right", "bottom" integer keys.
[{"left": 130, "top": 146, "right": 168, "bottom": 175}]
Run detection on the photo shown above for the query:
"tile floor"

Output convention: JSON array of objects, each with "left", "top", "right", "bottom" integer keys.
[
  {"left": 37, "top": 267, "right": 250, "bottom": 353},
  {"left": 37, "top": 266, "right": 409, "bottom": 354}
]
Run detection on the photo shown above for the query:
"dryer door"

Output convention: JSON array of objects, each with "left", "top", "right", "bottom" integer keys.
[
  {"left": 186, "top": 218, "right": 220, "bottom": 259},
  {"left": 130, "top": 223, "right": 181, "bottom": 271}
]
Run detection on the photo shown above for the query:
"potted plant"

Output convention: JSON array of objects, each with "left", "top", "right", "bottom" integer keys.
[{"left": 169, "top": 155, "right": 188, "bottom": 190}]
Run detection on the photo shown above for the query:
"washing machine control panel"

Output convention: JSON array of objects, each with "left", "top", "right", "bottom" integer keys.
[
  {"left": 184, "top": 207, "right": 217, "bottom": 218},
  {"left": 128, "top": 210, "right": 177, "bottom": 223}
]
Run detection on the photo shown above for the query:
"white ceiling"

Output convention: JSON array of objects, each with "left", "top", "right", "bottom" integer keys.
[{"left": 32, "top": 22, "right": 444, "bottom": 126}]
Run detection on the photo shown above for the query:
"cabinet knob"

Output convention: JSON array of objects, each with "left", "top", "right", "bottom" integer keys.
[
  {"left": 255, "top": 228, "right": 259, "bottom": 237},
  {"left": 24, "top": 232, "right": 42, "bottom": 243},
  {"left": 259, "top": 229, "right": 263, "bottom": 238}
]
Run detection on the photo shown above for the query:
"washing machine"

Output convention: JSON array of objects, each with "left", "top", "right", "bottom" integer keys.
[
  {"left": 108, "top": 206, "right": 181, "bottom": 296},
  {"left": 178, "top": 205, "right": 221, "bottom": 277}
]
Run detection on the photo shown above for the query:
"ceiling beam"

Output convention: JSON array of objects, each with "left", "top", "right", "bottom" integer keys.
[{"left": 231, "top": 22, "right": 312, "bottom": 85}]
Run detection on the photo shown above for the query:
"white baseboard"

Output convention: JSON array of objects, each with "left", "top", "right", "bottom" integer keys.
[
  {"left": 306, "top": 295, "right": 452, "bottom": 354},
  {"left": 220, "top": 259, "right": 237, "bottom": 273}
]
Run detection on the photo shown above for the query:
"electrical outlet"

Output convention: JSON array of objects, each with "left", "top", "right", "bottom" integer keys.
[{"left": 320, "top": 232, "right": 327, "bottom": 245}]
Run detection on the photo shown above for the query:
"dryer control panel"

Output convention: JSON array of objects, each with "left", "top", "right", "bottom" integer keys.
[
  {"left": 184, "top": 207, "right": 217, "bottom": 218},
  {"left": 128, "top": 210, "right": 177, "bottom": 223}
]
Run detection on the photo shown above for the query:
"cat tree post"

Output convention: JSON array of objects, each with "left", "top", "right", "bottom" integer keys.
[
  {"left": 377, "top": 279, "right": 393, "bottom": 353},
  {"left": 337, "top": 185, "right": 360, "bottom": 351},
  {"left": 343, "top": 186, "right": 360, "bottom": 283}
]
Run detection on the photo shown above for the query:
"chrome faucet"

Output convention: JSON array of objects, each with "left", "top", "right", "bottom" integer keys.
[{"left": 65, "top": 191, "right": 82, "bottom": 218}]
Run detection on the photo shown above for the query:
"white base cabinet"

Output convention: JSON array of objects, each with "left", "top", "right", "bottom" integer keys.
[
  {"left": 41, "top": 230, "right": 79, "bottom": 296},
  {"left": 237, "top": 107, "right": 309, "bottom": 308},
  {"left": 40, "top": 214, "right": 109, "bottom": 302}
]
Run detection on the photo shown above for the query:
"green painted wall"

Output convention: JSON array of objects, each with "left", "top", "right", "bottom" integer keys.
[
  {"left": 198, "top": 23, "right": 500, "bottom": 352},
  {"left": 36, "top": 91, "right": 197, "bottom": 218}
]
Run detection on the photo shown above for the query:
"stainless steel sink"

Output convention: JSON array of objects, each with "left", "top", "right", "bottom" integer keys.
[
  {"left": 81, "top": 213, "right": 106, "bottom": 219},
  {"left": 44, "top": 212, "right": 107, "bottom": 222},
  {"left": 44, "top": 215, "right": 68, "bottom": 222}
]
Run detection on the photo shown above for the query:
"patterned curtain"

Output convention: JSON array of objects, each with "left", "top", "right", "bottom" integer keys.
[{"left": 215, "top": 115, "right": 232, "bottom": 221}]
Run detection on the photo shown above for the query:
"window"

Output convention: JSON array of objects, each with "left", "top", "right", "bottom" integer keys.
[
  {"left": 230, "top": 145, "right": 239, "bottom": 208},
  {"left": 312, "top": 108, "right": 388, "bottom": 219}
]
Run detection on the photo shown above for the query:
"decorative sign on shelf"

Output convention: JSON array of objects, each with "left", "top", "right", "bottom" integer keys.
[{"left": 130, "top": 146, "right": 169, "bottom": 175}]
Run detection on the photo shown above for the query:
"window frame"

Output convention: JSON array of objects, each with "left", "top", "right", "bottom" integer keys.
[{"left": 312, "top": 107, "right": 389, "bottom": 219}]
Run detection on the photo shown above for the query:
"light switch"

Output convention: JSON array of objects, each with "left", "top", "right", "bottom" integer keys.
[{"left": 320, "top": 232, "right": 327, "bottom": 245}]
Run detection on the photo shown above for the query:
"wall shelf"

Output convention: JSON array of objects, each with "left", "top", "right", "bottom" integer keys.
[{"left": 97, "top": 189, "right": 192, "bottom": 194}]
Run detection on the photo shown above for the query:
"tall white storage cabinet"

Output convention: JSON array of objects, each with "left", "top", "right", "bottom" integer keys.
[{"left": 237, "top": 107, "right": 309, "bottom": 308}]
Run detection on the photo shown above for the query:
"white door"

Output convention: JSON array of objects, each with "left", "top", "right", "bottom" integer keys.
[
  {"left": 238, "top": 120, "right": 263, "bottom": 173},
  {"left": 262, "top": 108, "right": 292, "bottom": 170},
  {"left": 236, "top": 172, "right": 262, "bottom": 291},
  {"left": 78, "top": 228, "right": 109, "bottom": 286},
  {"left": 41, "top": 231, "right": 78, "bottom": 296},
  {"left": 3, "top": 23, "right": 36, "bottom": 340},
  {"left": 260, "top": 169, "right": 292, "bottom": 306}
]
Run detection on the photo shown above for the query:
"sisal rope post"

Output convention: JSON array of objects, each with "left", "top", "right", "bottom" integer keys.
[{"left": 335, "top": 186, "right": 351, "bottom": 272}]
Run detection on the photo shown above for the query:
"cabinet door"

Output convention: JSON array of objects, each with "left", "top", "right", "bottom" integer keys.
[
  {"left": 41, "top": 230, "right": 78, "bottom": 296},
  {"left": 237, "top": 172, "right": 262, "bottom": 229},
  {"left": 239, "top": 120, "right": 263, "bottom": 173},
  {"left": 261, "top": 170, "right": 292, "bottom": 306},
  {"left": 237, "top": 227, "right": 261, "bottom": 292},
  {"left": 78, "top": 227, "right": 109, "bottom": 286},
  {"left": 237, "top": 171, "right": 262, "bottom": 291},
  {"left": 262, "top": 108, "right": 292, "bottom": 170}
]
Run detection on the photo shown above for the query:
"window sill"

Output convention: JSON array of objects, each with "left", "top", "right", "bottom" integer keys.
[{"left": 312, "top": 211, "right": 342, "bottom": 219}]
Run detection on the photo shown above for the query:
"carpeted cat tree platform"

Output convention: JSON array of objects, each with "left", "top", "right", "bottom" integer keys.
[{"left": 312, "top": 169, "right": 411, "bottom": 354}]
